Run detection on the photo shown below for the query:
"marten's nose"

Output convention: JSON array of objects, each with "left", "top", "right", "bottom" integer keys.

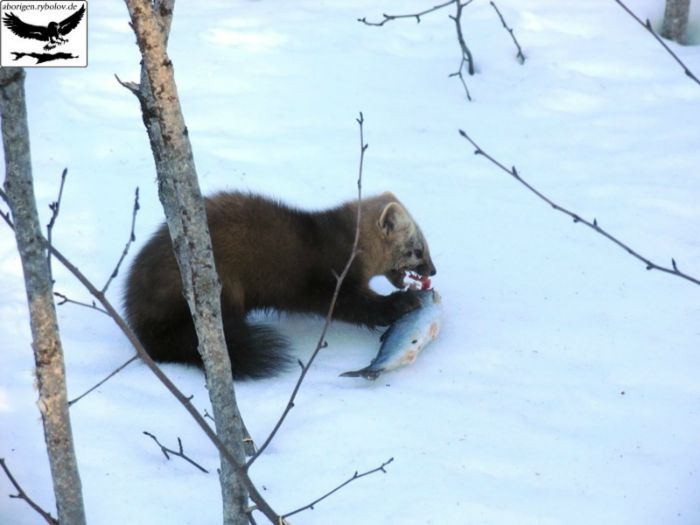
[{"left": 417, "top": 262, "right": 437, "bottom": 277}]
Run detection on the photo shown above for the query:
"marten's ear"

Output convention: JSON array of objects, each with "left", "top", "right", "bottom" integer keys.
[{"left": 378, "top": 202, "right": 412, "bottom": 237}]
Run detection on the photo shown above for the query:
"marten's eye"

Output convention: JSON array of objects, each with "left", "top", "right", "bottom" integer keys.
[{"left": 414, "top": 249, "right": 424, "bottom": 258}]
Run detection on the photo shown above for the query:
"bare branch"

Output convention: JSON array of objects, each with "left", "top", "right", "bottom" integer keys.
[
  {"left": 46, "top": 168, "right": 67, "bottom": 281},
  {"left": 0, "top": 206, "right": 13, "bottom": 228},
  {"left": 114, "top": 73, "right": 141, "bottom": 97},
  {"left": 447, "top": 69, "right": 472, "bottom": 100},
  {"left": 0, "top": 458, "right": 58, "bottom": 525},
  {"left": 358, "top": 0, "right": 458, "bottom": 26},
  {"left": 53, "top": 291, "right": 109, "bottom": 315},
  {"left": 447, "top": 0, "right": 474, "bottom": 100},
  {"left": 143, "top": 431, "right": 209, "bottom": 473},
  {"left": 247, "top": 112, "right": 367, "bottom": 469},
  {"left": 282, "top": 458, "right": 394, "bottom": 519},
  {"left": 359, "top": 0, "right": 475, "bottom": 99},
  {"left": 458, "top": 130, "right": 700, "bottom": 287},
  {"left": 68, "top": 355, "right": 139, "bottom": 406},
  {"left": 102, "top": 186, "right": 140, "bottom": 294},
  {"left": 450, "top": 0, "right": 475, "bottom": 76},
  {"left": 490, "top": 1, "right": 525, "bottom": 64},
  {"left": 612, "top": 0, "right": 700, "bottom": 86}
]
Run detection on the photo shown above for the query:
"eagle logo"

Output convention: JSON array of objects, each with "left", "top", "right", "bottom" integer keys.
[{"left": 2, "top": 5, "right": 85, "bottom": 51}]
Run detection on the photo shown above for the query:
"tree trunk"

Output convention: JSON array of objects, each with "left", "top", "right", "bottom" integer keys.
[
  {"left": 122, "top": 2, "right": 249, "bottom": 524},
  {"left": 0, "top": 67, "right": 86, "bottom": 525},
  {"left": 661, "top": 0, "right": 691, "bottom": 44}
]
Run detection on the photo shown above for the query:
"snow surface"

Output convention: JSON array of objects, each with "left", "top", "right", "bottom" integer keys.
[{"left": 2, "top": 0, "right": 700, "bottom": 523}]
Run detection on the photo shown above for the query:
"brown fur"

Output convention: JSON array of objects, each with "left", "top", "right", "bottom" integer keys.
[{"left": 123, "top": 191, "right": 436, "bottom": 379}]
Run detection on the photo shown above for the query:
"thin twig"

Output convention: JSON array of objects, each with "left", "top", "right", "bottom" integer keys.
[
  {"left": 54, "top": 291, "right": 109, "bottom": 315},
  {"left": 358, "top": 0, "right": 457, "bottom": 26},
  {"left": 143, "top": 431, "right": 209, "bottom": 473},
  {"left": 68, "top": 355, "right": 139, "bottom": 406},
  {"left": 448, "top": 0, "right": 475, "bottom": 100},
  {"left": 102, "top": 187, "right": 140, "bottom": 294},
  {"left": 612, "top": 0, "right": 700, "bottom": 86},
  {"left": 359, "top": 0, "right": 475, "bottom": 99},
  {"left": 282, "top": 458, "right": 394, "bottom": 519},
  {"left": 458, "top": 130, "right": 700, "bottom": 287},
  {"left": 247, "top": 112, "right": 367, "bottom": 469},
  {"left": 490, "top": 1, "right": 525, "bottom": 64},
  {"left": 452, "top": 0, "right": 475, "bottom": 75},
  {"left": 0, "top": 458, "right": 58, "bottom": 525},
  {"left": 114, "top": 73, "right": 141, "bottom": 97},
  {"left": 46, "top": 168, "right": 67, "bottom": 282},
  {"left": 0, "top": 206, "right": 12, "bottom": 228}
]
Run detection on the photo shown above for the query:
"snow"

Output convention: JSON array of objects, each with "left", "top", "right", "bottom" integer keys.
[{"left": 1, "top": 0, "right": 700, "bottom": 523}]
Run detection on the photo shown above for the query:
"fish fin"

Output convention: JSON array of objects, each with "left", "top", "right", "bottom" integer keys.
[
  {"left": 379, "top": 324, "right": 395, "bottom": 343},
  {"left": 339, "top": 368, "right": 381, "bottom": 380}
]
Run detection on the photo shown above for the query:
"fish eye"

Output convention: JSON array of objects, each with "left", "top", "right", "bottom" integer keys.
[
  {"left": 411, "top": 339, "right": 418, "bottom": 344},
  {"left": 414, "top": 249, "right": 423, "bottom": 258}
]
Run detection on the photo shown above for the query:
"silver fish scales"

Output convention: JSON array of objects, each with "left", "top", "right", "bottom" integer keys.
[{"left": 341, "top": 289, "right": 442, "bottom": 380}]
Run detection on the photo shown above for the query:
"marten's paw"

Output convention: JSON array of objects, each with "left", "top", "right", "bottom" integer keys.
[{"left": 377, "top": 289, "right": 422, "bottom": 325}]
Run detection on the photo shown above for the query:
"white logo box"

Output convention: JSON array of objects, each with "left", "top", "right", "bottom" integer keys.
[{"left": 0, "top": 0, "right": 88, "bottom": 68}]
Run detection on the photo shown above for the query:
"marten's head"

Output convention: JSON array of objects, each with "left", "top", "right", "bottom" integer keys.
[{"left": 362, "top": 195, "right": 436, "bottom": 289}]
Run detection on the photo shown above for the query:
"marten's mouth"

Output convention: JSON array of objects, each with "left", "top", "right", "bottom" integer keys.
[
  {"left": 406, "top": 271, "right": 432, "bottom": 290},
  {"left": 386, "top": 268, "right": 432, "bottom": 290}
]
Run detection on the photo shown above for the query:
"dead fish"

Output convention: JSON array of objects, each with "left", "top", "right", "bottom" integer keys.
[{"left": 340, "top": 289, "right": 442, "bottom": 380}]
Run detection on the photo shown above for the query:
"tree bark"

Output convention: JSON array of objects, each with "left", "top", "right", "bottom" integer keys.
[
  {"left": 661, "top": 0, "right": 691, "bottom": 44},
  {"left": 0, "top": 67, "right": 86, "bottom": 525},
  {"left": 122, "top": 1, "right": 249, "bottom": 524}
]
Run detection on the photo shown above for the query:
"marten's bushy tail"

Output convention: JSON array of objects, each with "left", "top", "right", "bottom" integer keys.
[
  {"left": 222, "top": 316, "right": 292, "bottom": 379},
  {"left": 132, "top": 312, "right": 291, "bottom": 380}
]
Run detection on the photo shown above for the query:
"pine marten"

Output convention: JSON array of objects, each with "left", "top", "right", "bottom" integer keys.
[{"left": 123, "top": 192, "right": 436, "bottom": 379}]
